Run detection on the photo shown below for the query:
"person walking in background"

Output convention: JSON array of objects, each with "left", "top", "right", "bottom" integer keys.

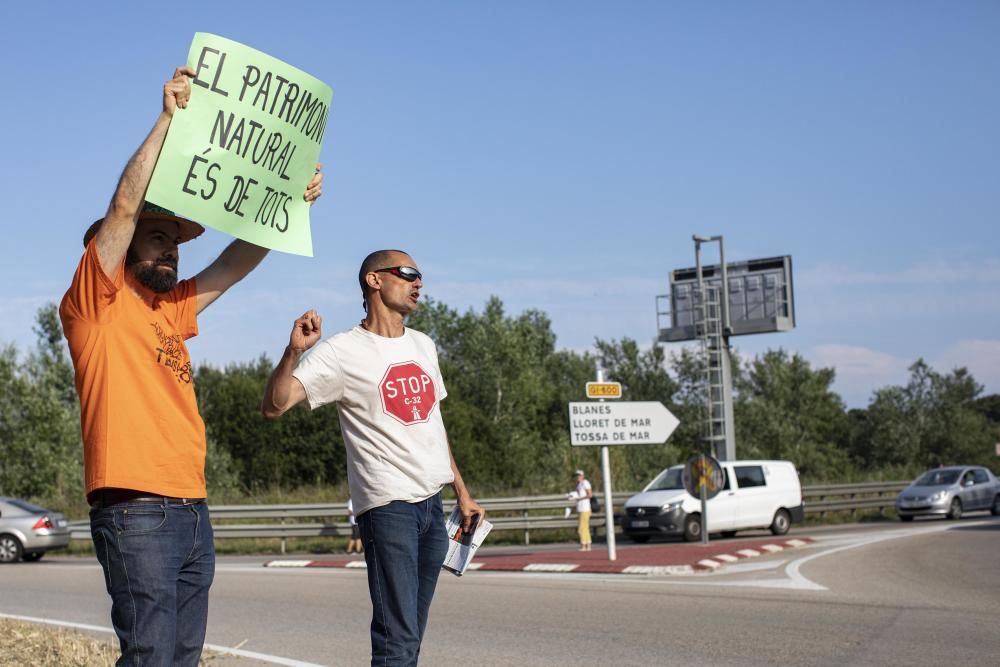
[
  {"left": 567, "top": 469, "right": 593, "bottom": 551},
  {"left": 346, "top": 497, "right": 363, "bottom": 554},
  {"left": 261, "top": 249, "right": 483, "bottom": 666},
  {"left": 59, "top": 65, "right": 322, "bottom": 666}
]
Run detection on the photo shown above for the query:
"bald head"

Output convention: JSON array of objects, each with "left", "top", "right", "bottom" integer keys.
[{"left": 359, "top": 249, "right": 409, "bottom": 311}]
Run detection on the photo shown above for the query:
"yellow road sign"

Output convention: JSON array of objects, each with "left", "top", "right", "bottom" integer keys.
[
  {"left": 682, "top": 454, "right": 724, "bottom": 500},
  {"left": 586, "top": 382, "right": 622, "bottom": 399}
]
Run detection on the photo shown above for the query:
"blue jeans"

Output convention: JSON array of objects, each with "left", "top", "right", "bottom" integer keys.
[
  {"left": 90, "top": 500, "right": 215, "bottom": 666},
  {"left": 358, "top": 493, "right": 449, "bottom": 666}
]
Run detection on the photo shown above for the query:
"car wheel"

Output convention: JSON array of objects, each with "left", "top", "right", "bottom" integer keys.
[
  {"left": 683, "top": 514, "right": 702, "bottom": 542},
  {"left": 629, "top": 535, "right": 650, "bottom": 544},
  {"left": 991, "top": 495, "right": 1000, "bottom": 516},
  {"left": 22, "top": 552, "right": 44, "bottom": 562},
  {"left": 947, "top": 498, "right": 963, "bottom": 520},
  {"left": 0, "top": 534, "right": 23, "bottom": 563},
  {"left": 770, "top": 509, "right": 791, "bottom": 536},
  {"left": 899, "top": 515, "right": 914, "bottom": 522}
]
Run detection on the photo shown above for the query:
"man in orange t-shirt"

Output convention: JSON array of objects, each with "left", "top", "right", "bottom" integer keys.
[{"left": 60, "top": 66, "right": 322, "bottom": 666}]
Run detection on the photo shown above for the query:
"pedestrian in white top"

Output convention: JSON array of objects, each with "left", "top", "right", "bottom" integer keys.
[
  {"left": 262, "top": 249, "right": 483, "bottom": 666},
  {"left": 567, "top": 469, "right": 593, "bottom": 551}
]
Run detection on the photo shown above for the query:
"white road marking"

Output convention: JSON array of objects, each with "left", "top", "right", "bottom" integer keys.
[
  {"left": 622, "top": 565, "right": 696, "bottom": 575},
  {"left": 713, "top": 559, "right": 788, "bottom": 574},
  {"left": 780, "top": 522, "right": 973, "bottom": 591},
  {"left": 264, "top": 560, "right": 314, "bottom": 568},
  {"left": 0, "top": 612, "right": 326, "bottom": 666},
  {"left": 524, "top": 563, "right": 579, "bottom": 572},
  {"left": 696, "top": 521, "right": 992, "bottom": 591}
]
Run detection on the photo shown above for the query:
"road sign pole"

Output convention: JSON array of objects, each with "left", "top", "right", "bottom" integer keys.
[
  {"left": 596, "top": 369, "right": 617, "bottom": 561},
  {"left": 569, "top": 387, "right": 679, "bottom": 563},
  {"left": 601, "top": 445, "right": 616, "bottom": 560},
  {"left": 683, "top": 453, "right": 722, "bottom": 545},
  {"left": 699, "top": 454, "right": 709, "bottom": 545}
]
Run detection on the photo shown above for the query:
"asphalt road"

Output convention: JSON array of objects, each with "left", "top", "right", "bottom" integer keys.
[{"left": 1, "top": 516, "right": 998, "bottom": 666}]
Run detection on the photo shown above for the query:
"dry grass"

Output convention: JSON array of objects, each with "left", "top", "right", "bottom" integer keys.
[
  {"left": 0, "top": 619, "right": 119, "bottom": 666},
  {"left": 0, "top": 619, "right": 219, "bottom": 666}
]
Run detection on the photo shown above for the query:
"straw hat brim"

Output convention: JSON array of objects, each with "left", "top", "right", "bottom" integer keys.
[{"left": 83, "top": 212, "right": 205, "bottom": 248}]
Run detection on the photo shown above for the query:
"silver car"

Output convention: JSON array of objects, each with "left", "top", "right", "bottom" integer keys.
[
  {"left": 0, "top": 497, "right": 72, "bottom": 563},
  {"left": 896, "top": 466, "right": 1000, "bottom": 521}
]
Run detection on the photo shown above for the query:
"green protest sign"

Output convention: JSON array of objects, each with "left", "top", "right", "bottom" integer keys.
[{"left": 147, "top": 33, "right": 332, "bottom": 256}]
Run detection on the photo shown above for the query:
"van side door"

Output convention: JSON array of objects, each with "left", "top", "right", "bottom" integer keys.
[
  {"left": 705, "top": 467, "right": 739, "bottom": 531},
  {"left": 732, "top": 464, "right": 773, "bottom": 529}
]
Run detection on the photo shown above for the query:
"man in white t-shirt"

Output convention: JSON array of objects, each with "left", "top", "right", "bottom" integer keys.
[{"left": 262, "top": 249, "right": 483, "bottom": 666}]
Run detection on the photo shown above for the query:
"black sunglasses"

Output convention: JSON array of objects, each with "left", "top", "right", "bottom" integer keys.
[{"left": 374, "top": 266, "right": 422, "bottom": 282}]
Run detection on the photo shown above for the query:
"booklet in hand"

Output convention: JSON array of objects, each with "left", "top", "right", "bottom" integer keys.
[{"left": 442, "top": 507, "right": 493, "bottom": 576}]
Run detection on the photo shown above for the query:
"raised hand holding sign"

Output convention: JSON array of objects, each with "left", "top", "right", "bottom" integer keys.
[{"left": 147, "top": 33, "right": 332, "bottom": 256}]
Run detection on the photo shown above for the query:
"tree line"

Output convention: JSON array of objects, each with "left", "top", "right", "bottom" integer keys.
[{"left": 2, "top": 300, "right": 998, "bottom": 512}]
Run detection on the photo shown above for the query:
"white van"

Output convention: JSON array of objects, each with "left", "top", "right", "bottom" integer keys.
[{"left": 622, "top": 460, "right": 804, "bottom": 542}]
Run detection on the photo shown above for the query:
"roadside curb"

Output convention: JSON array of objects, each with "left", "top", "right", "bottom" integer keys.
[{"left": 264, "top": 537, "right": 814, "bottom": 575}]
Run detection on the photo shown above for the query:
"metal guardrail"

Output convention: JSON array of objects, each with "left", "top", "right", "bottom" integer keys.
[
  {"left": 803, "top": 481, "right": 909, "bottom": 514},
  {"left": 68, "top": 481, "right": 908, "bottom": 544}
]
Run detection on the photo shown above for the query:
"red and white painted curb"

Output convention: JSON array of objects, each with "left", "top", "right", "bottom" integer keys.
[
  {"left": 264, "top": 537, "right": 813, "bottom": 575},
  {"left": 692, "top": 538, "right": 810, "bottom": 572}
]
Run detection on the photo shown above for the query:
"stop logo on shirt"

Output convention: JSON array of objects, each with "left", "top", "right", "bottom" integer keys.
[{"left": 379, "top": 361, "right": 438, "bottom": 425}]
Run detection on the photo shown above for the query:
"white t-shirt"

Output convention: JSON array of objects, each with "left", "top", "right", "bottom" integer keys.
[
  {"left": 574, "top": 479, "right": 593, "bottom": 513},
  {"left": 293, "top": 326, "right": 455, "bottom": 515},
  {"left": 347, "top": 497, "right": 357, "bottom": 526}
]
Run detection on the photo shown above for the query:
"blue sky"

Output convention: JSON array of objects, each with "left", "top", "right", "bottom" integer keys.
[{"left": 2, "top": 2, "right": 998, "bottom": 408}]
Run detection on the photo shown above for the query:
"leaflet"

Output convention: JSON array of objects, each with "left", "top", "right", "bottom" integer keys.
[{"left": 442, "top": 507, "right": 492, "bottom": 576}]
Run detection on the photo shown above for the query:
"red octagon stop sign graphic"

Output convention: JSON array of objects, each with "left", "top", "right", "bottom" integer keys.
[{"left": 379, "top": 361, "right": 438, "bottom": 425}]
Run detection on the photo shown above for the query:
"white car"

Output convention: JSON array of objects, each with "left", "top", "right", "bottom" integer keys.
[{"left": 622, "top": 460, "right": 804, "bottom": 542}]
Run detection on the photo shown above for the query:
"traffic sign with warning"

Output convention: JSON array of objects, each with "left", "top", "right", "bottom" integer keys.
[
  {"left": 682, "top": 454, "right": 725, "bottom": 499},
  {"left": 568, "top": 401, "right": 679, "bottom": 446}
]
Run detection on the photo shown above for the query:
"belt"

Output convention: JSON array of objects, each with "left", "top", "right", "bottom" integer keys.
[{"left": 90, "top": 489, "right": 206, "bottom": 509}]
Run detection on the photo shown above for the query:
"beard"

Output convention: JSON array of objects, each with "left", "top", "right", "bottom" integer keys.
[{"left": 126, "top": 250, "right": 178, "bottom": 293}]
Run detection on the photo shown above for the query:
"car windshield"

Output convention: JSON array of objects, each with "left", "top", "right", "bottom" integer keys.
[
  {"left": 913, "top": 470, "right": 960, "bottom": 487},
  {"left": 646, "top": 467, "right": 684, "bottom": 491}
]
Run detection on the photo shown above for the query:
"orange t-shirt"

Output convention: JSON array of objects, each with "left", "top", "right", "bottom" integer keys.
[{"left": 59, "top": 240, "right": 207, "bottom": 499}]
